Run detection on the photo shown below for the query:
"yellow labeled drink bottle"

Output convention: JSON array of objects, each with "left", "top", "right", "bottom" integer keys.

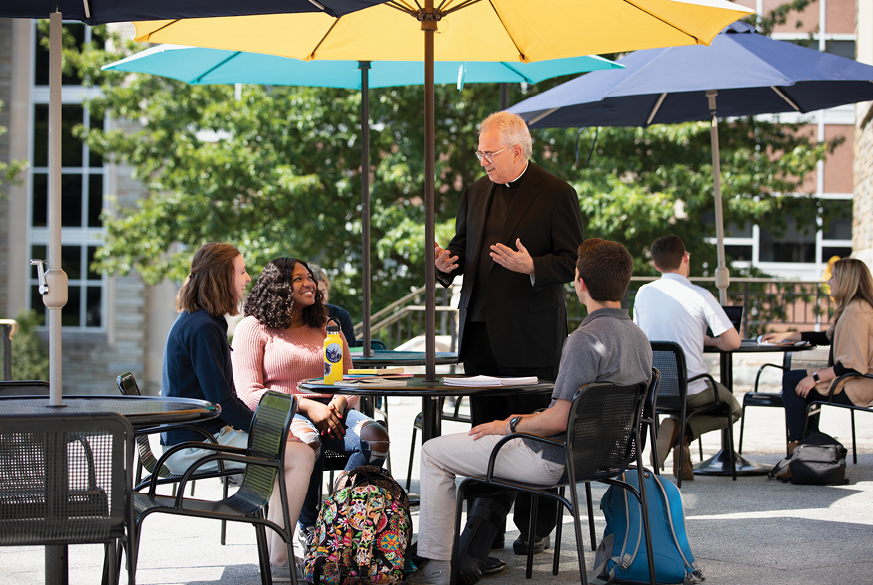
[{"left": 323, "top": 318, "right": 343, "bottom": 385}]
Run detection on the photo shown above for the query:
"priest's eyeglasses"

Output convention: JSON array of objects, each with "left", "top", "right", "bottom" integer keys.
[{"left": 475, "top": 146, "right": 511, "bottom": 164}]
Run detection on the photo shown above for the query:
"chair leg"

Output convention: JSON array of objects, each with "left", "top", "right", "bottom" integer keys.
[
  {"left": 221, "top": 477, "right": 229, "bottom": 545},
  {"left": 406, "top": 425, "right": 418, "bottom": 491},
  {"left": 526, "top": 494, "right": 537, "bottom": 579},
  {"left": 567, "top": 482, "right": 589, "bottom": 585},
  {"left": 634, "top": 470, "right": 657, "bottom": 585},
  {"left": 648, "top": 424, "right": 659, "bottom": 474},
  {"left": 553, "top": 487, "right": 564, "bottom": 576},
  {"left": 676, "top": 441, "right": 684, "bottom": 490},
  {"left": 254, "top": 524, "right": 271, "bottom": 585},
  {"left": 585, "top": 482, "right": 596, "bottom": 551},
  {"left": 851, "top": 410, "right": 858, "bottom": 464},
  {"left": 698, "top": 436, "right": 703, "bottom": 461},
  {"left": 101, "top": 541, "right": 117, "bottom": 585},
  {"left": 738, "top": 405, "right": 747, "bottom": 454},
  {"left": 449, "top": 483, "right": 468, "bottom": 585}
]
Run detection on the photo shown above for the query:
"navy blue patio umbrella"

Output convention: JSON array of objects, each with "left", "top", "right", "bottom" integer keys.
[
  {"left": 0, "top": 0, "right": 389, "bottom": 407},
  {"left": 508, "top": 21, "right": 873, "bottom": 304}
]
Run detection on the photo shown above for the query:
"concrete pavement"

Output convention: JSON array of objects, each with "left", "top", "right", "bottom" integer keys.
[{"left": 2, "top": 383, "right": 872, "bottom": 585}]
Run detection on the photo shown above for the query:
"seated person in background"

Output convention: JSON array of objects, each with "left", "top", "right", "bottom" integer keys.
[
  {"left": 762, "top": 257, "right": 873, "bottom": 451},
  {"left": 408, "top": 238, "right": 652, "bottom": 585},
  {"left": 632, "top": 235, "right": 742, "bottom": 481},
  {"left": 232, "top": 257, "right": 390, "bottom": 549},
  {"left": 309, "top": 263, "right": 356, "bottom": 346},
  {"left": 161, "top": 243, "right": 315, "bottom": 581}
]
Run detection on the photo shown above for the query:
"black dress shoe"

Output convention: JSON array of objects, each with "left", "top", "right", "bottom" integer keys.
[
  {"left": 490, "top": 535, "right": 505, "bottom": 550},
  {"left": 512, "top": 533, "right": 550, "bottom": 555},
  {"left": 483, "top": 557, "right": 506, "bottom": 575}
]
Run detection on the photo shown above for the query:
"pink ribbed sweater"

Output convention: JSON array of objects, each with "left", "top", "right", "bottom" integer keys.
[{"left": 231, "top": 315, "right": 356, "bottom": 411}]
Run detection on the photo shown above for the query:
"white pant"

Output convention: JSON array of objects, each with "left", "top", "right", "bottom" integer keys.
[
  {"left": 162, "top": 426, "right": 249, "bottom": 474},
  {"left": 418, "top": 432, "right": 565, "bottom": 561}
]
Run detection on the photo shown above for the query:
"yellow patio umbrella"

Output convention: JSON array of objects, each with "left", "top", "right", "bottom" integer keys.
[{"left": 133, "top": 0, "right": 753, "bottom": 399}]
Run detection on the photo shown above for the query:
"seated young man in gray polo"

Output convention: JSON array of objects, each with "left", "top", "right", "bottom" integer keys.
[
  {"left": 632, "top": 234, "right": 742, "bottom": 481},
  {"left": 407, "top": 238, "right": 653, "bottom": 585}
]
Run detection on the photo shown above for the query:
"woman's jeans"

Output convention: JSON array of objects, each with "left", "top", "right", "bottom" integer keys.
[
  {"left": 296, "top": 404, "right": 387, "bottom": 529},
  {"left": 782, "top": 369, "right": 854, "bottom": 441}
]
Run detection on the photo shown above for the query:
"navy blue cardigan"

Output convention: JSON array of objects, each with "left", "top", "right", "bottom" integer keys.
[{"left": 161, "top": 310, "right": 254, "bottom": 445}]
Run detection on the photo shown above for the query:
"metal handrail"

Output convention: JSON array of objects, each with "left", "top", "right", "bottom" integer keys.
[{"left": 356, "top": 277, "right": 831, "bottom": 349}]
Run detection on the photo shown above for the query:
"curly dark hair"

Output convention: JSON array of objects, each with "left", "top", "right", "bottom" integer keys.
[{"left": 243, "top": 258, "right": 326, "bottom": 329}]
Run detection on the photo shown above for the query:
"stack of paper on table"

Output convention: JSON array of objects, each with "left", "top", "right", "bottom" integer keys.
[
  {"left": 348, "top": 367, "right": 405, "bottom": 375},
  {"left": 444, "top": 375, "right": 538, "bottom": 387},
  {"left": 754, "top": 335, "right": 808, "bottom": 346}
]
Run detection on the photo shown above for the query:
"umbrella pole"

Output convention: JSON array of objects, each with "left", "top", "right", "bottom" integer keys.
[
  {"left": 360, "top": 61, "right": 372, "bottom": 357},
  {"left": 46, "top": 10, "right": 68, "bottom": 407},
  {"left": 707, "top": 90, "right": 730, "bottom": 304},
  {"left": 421, "top": 2, "right": 440, "bottom": 442},
  {"left": 423, "top": 4, "right": 436, "bottom": 383}
]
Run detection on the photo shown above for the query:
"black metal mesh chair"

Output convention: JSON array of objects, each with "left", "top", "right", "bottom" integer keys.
[
  {"left": 0, "top": 412, "right": 135, "bottom": 585},
  {"left": 650, "top": 341, "right": 736, "bottom": 487},
  {"left": 117, "top": 372, "right": 242, "bottom": 545},
  {"left": 450, "top": 378, "right": 657, "bottom": 585},
  {"left": 406, "top": 396, "right": 471, "bottom": 490},
  {"left": 740, "top": 347, "right": 829, "bottom": 455},
  {"left": 803, "top": 372, "right": 873, "bottom": 464},
  {"left": 129, "top": 391, "right": 299, "bottom": 585}
]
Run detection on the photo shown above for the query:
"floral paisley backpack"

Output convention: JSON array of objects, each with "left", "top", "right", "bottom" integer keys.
[{"left": 303, "top": 465, "right": 412, "bottom": 585}]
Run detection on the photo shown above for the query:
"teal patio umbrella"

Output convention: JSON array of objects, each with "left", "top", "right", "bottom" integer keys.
[{"left": 104, "top": 45, "right": 622, "bottom": 351}]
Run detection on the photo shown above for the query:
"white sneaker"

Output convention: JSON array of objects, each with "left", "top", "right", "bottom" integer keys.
[
  {"left": 266, "top": 560, "right": 304, "bottom": 583},
  {"left": 406, "top": 562, "right": 451, "bottom": 585},
  {"left": 298, "top": 525, "right": 317, "bottom": 550}
]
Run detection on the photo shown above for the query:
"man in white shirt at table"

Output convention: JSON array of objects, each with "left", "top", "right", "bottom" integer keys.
[{"left": 633, "top": 234, "right": 742, "bottom": 481}]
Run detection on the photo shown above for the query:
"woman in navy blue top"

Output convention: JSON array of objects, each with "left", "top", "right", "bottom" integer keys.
[{"left": 161, "top": 242, "right": 314, "bottom": 579}]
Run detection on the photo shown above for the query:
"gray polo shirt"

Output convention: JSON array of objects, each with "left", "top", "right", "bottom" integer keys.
[{"left": 523, "top": 307, "right": 653, "bottom": 463}]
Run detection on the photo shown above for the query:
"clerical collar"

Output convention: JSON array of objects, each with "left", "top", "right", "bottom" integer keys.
[{"left": 504, "top": 162, "right": 529, "bottom": 188}]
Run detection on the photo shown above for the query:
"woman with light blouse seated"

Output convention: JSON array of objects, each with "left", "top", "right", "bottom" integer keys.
[
  {"left": 762, "top": 257, "right": 873, "bottom": 452},
  {"left": 232, "top": 257, "right": 391, "bottom": 548}
]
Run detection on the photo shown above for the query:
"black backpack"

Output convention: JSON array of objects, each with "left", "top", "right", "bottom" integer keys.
[{"left": 768, "top": 431, "right": 849, "bottom": 485}]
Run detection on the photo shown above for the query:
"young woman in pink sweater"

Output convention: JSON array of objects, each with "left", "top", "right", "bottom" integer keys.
[{"left": 232, "top": 257, "right": 391, "bottom": 548}]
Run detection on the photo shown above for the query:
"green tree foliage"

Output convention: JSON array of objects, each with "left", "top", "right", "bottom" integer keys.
[
  {"left": 0, "top": 100, "right": 28, "bottom": 190},
  {"left": 3, "top": 310, "right": 50, "bottom": 381},
  {"left": 64, "top": 8, "right": 838, "bottom": 323}
]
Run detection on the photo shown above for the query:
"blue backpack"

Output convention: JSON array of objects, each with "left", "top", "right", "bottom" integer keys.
[{"left": 590, "top": 469, "right": 703, "bottom": 585}]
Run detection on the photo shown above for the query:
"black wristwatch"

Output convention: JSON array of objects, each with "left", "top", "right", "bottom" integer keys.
[
  {"left": 508, "top": 416, "right": 522, "bottom": 433},
  {"left": 812, "top": 371, "right": 820, "bottom": 383}
]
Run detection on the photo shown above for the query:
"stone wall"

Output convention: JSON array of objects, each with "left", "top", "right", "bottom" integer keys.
[{"left": 854, "top": 0, "right": 873, "bottom": 265}]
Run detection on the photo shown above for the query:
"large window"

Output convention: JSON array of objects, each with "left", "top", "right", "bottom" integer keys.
[{"left": 29, "top": 22, "right": 106, "bottom": 331}]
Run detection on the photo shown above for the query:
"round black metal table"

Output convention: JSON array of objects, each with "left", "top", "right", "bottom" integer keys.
[
  {"left": 299, "top": 375, "right": 554, "bottom": 443},
  {"left": 700, "top": 342, "right": 815, "bottom": 476},
  {"left": 348, "top": 349, "right": 459, "bottom": 367},
  {"left": 0, "top": 394, "right": 220, "bottom": 585},
  {"left": 0, "top": 394, "right": 221, "bottom": 428}
]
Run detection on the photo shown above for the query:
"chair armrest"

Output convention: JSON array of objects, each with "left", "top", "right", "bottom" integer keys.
[
  {"left": 688, "top": 372, "right": 722, "bottom": 403},
  {"left": 754, "top": 363, "right": 786, "bottom": 393},
  {"left": 484, "top": 432, "right": 565, "bottom": 481},
  {"left": 159, "top": 450, "right": 281, "bottom": 507},
  {"left": 825, "top": 372, "right": 873, "bottom": 402},
  {"left": 149, "top": 440, "right": 248, "bottom": 493},
  {"left": 135, "top": 423, "right": 219, "bottom": 444}
]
